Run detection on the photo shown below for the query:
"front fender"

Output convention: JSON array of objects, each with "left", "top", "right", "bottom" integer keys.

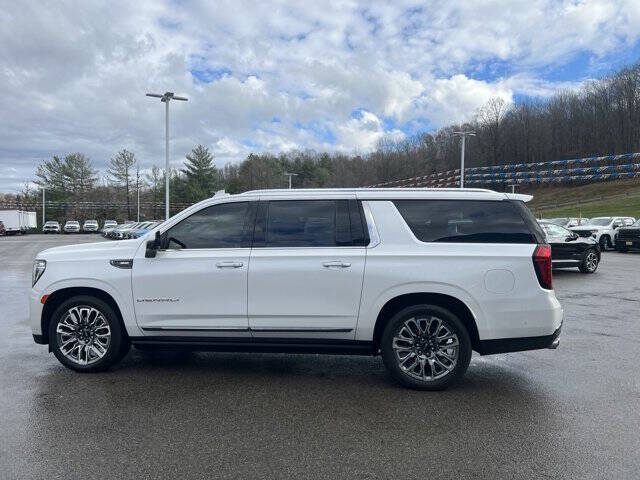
[{"left": 41, "top": 277, "right": 142, "bottom": 337}]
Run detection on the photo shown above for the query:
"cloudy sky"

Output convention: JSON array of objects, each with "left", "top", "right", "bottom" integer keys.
[{"left": 1, "top": 0, "right": 640, "bottom": 192}]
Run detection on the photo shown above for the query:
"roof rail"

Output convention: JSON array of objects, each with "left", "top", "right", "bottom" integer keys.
[{"left": 240, "top": 187, "right": 497, "bottom": 195}]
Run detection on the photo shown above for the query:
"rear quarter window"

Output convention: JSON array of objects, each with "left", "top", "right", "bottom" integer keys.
[{"left": 393, "top": 199, "right": 539, "bottom": 244}]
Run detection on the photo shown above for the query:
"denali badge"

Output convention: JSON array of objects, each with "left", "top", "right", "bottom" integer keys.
[{"left": 136, "top": 298, "right": 180, "bottom": 303}]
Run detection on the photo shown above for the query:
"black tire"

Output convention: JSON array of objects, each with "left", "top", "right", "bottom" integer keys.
[
  {"left": 599, "top": 235, "right": 610, "bottom": 251},
  {"left": 48, "top": 295, "right": 130, "bottom": 372},
  {"left": 381, "top": 304, "right": 472, "bottom": 391},
  {"left": 578, "top": 249, "right": 599, "bottom": 273}
]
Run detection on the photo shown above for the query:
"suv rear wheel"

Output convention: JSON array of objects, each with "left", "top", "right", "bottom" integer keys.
[
  {"left": 48, "top": 295, "right": 129, "bottom": 372},
  {"left": 381, "top": 304, "right": 472, "bottom": 390}
]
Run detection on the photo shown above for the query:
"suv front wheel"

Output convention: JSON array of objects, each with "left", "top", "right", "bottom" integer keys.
[
  {"left": 49, "top": 295, "right": 129, "bottom": 372},
  {"left": 579, "top": 249, "right": 599, "bottom": 273},
  {"left": 381, "top": 304, "right": 472, "bottom": 390}
]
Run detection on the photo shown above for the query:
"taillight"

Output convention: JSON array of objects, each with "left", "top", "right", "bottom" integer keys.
[{"left": 532, "top": 244, "right": 552, "bottom": 289}]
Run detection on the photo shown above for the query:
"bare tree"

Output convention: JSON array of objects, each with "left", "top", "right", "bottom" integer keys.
[
  {"left": 107, "top": 149, "right": 136, "bottom": 219},
  {"left": 476, "top": 97, "right": 510, "bottom": 166}
]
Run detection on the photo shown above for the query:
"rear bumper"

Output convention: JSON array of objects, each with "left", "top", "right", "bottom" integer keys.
[
  {"left": 476, "top": 324, "right": 562, "bottom": 355},
  {"left": 615, "top": 239, "right": 640, "bottom": 249}
]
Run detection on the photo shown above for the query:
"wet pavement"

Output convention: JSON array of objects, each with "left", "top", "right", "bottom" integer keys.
[{"left": 1, "top": 234, "right": 639, "bottom": 479}]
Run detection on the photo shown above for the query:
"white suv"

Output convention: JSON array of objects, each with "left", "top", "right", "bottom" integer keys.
[
  {"left": 30, "top": 188, "right": 562, "bottom": 390},
  {"left": 570, "top": 216, "right": 635, "bottom": 250}
]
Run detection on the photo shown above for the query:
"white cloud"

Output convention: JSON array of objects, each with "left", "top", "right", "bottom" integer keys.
[
  {"left": 0, "top": 0, "right": 638, "bottom": 191},
  {"left": 335, "top": 111, "right": 405, "bottom": 152}
]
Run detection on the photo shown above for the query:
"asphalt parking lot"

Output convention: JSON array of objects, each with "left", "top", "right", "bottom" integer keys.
[{"left": 1, "top": 234, "right": 639, "bottom": 479}]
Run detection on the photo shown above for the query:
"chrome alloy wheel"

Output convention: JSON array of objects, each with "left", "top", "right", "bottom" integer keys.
[
  {"left": 392, "top": 316, "right": 459, "bottom": 382},
  {"left": 56, "top": 306, "right": 111, "bottom": 365},
  {"left": 585, "top": 251, "right": 598, "bottom": 272}
]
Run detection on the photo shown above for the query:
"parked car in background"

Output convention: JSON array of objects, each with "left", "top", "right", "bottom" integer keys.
[
  {"left": 109, "top": 222, "right": 140, "bottom": 240},
  {"left": 0, "top": 221, "right": 5, "bottom": 236},
  {"left": 539, "top": 222, "right": 600, "bottom": 273},
  {"left": 101, "top": 220, "right": 118, "bottom": 237},
  {"left": 549, "top": 217, "right": 590, "bottom": 228},
  {"left": 570, "top": 216, "right": 635, "bottom": 250},
  {"left": 128, "top": 221, "right": 161, "bottom": 239},
  {"left": 82, "top": 220, "right": 99, "bottom": 233},
  {"left": 63, "top": 221, "right": 80, "bottom": 234},
  {"left": 615, "top": 219, "right": 640, "bottom": 252},
  {"left": 43, "top": 221, "right": 61, "bottom": 234},
  {"left": 30, "top": 188, "right": 562, "bottom": 390},
  {"left": 123, "top": 221, "right": 149, "bottom": 239}
]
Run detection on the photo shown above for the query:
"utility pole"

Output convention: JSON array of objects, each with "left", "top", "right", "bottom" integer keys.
[
  {"left": 284, "top": 172, "right": 298, "bottom": 189},
  {"left": 146, "top": 91, "right": 188, "bottom": 220},
  {"left": 453, "top": 131, "right": 476, "bottom": 188},
  {"left": 42, "top": 187, "right": 45, "bottom": 225},
  {"left": 507, "top": 184, "right": 518, "bottom": 194},
  {"left": 136, "top": 166, "right": 140, "bottom": 222}
]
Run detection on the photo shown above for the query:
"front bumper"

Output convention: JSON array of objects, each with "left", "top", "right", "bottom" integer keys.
[{"left": 29, "top": 287, "right": 45, "bottom": 339}]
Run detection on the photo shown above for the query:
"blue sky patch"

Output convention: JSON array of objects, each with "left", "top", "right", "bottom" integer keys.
[{"left": 190, "top": 67, "right": 232, "bottom": 84}]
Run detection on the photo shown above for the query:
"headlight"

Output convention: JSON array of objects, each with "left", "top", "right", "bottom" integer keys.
[{"left": 32, "top": 259, "right": 46, "bottom": 287}]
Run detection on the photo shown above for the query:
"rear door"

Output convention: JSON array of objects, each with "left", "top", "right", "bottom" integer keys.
[{"left": 248, "top": 197, "right": 366, "bottom": 339}]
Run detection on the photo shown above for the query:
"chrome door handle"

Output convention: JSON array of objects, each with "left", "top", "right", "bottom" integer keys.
[
  {"left": 216, "top": 261, "right": 244, "bottom": 268},
  {"left": 322, "top": 261, "right": 351, "bottom": 268}
]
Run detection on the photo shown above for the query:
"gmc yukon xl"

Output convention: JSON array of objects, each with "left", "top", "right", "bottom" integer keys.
[{"left": 30, "top": 188, "right": 562, "bottom": 390}]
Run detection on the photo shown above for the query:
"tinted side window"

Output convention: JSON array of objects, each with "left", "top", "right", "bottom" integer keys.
[
  {"left": 266, "top": 200, "right": 337, "bottom": 247},
  {"left": 393, "top": 200, "right": 536, "bottom": 244},
  {"left": 166, "top": 202, "right": 250, "bottom": 249}
]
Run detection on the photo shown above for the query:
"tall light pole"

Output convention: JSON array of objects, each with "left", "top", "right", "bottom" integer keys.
[
  {"left": 146, "top": 91, "right": 188, "bottom": 220},
  {"left": 136, "top": 166, "right": 140, "bottom": 222},
  {"left": 42, "top": 187, "right": 45, "bottom": 226},
  {"left": 284, "top": 172, "right": 298, "bottom": 189},
  {"left": 453, "top": 131, "right": 476, "bottom": 188}
]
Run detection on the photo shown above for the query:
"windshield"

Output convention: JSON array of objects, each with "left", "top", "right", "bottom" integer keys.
[
  {"left": 45, "top": 221, "right": 57, "bottom": 226},
  {"left": 587, "top": 217, "right": 612, "bottom": 226},
  {"left": 550, "top": 218, "right": 568, "bottom": 225}
]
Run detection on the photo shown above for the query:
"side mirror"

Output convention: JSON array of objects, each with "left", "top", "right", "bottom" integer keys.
[{"left": 145, "top": 231, "right": 162, "bottom": 258}]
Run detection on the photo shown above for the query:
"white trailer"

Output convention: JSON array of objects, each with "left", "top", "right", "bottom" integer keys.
[
  {"left": 0, "top": 210, "right": 23, "bottom": 234},
  {"left": 28, "top": 211, "right": 37, "bottom": 230}
]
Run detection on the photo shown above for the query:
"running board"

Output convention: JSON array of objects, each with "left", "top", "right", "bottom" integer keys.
[{"left": 130, "top": 336, "right": 374, "bottom": 355}]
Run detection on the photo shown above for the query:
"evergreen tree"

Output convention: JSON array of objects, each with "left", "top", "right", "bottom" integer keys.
[{"left": 182, "top": 145, "right": 219, "bottom": 202}]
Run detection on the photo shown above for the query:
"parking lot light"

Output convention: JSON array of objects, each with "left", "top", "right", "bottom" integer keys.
[{"left": 146, "top": 92, "right": 188, "bottom": 220}]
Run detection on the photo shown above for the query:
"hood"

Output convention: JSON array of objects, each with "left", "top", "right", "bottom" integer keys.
[
  {"left": 37, "top": 239, "right": 142, "bottom": 261},
  {"left": 570, "top": 225, "right": 602, "bottom": 231}
]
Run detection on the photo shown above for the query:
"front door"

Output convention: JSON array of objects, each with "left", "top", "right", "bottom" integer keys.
[
  {"left": 248, "top": 198, "right": 366, "bottom": 339},
  {"left": 132, "top": 200, "right": 254, "bottom": 335}
]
